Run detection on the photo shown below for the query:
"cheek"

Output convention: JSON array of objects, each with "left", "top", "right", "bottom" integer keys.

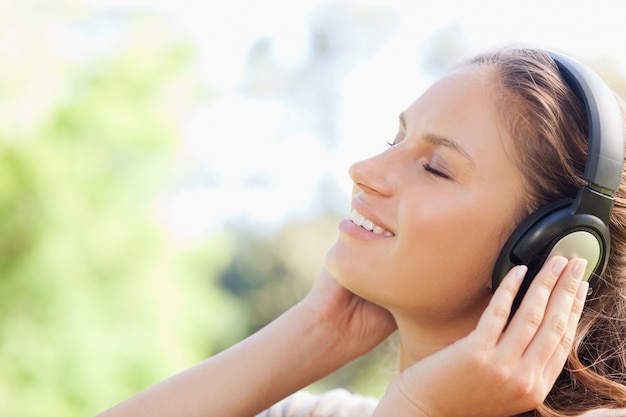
[
  {"left": 397, "top": 195, "right": 514, "bottom": 289},
  {"left": 452, "top": 211, "right": 519, "bottom": 292}
]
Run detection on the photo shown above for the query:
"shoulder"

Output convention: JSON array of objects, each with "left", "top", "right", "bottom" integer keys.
[{"left": 257, "top": 389, "right": 379, "bottom": 417}]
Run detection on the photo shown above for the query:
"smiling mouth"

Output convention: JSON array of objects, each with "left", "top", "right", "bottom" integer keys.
[{"left": 349, "top": 210, "right": 395, "bottom": 237}]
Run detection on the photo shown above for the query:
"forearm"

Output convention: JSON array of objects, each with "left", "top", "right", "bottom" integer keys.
[
  {"left": 372, "top": 377, "right": 430, "bottom": 417},
  {"left": 96, "top": 302, "right": 358, "bottom": 417}
]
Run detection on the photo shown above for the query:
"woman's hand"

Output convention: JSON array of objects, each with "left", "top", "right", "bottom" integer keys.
[
  {"left": 298, "top": 267, "right": 397, "bottom": 360},
  {"left": 374, "top": 256, "right": 589, "bottom": 417}
]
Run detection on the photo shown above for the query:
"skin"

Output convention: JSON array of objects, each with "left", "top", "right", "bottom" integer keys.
[
  {"left": 375, "top": 258, "right": 588, "bottom": 416},
  {"left": 96, "top": 64, "right": 589, "bottom": 417},
  {"left": 326, "top": 65, "right": 528, "bottom": 368}
]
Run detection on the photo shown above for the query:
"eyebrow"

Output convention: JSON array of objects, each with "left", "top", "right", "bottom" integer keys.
[{"left": 399, "top": 112, "right": 476, "bottom": 168}]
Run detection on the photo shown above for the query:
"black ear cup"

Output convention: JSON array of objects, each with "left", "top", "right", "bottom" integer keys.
[{"left": 492, "top": 197, "right": 609, "bottom": 315}]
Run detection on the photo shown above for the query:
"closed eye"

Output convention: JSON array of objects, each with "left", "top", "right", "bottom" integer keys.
[{"left": 423, "top": 163, "right": 451, "bottom": 180}]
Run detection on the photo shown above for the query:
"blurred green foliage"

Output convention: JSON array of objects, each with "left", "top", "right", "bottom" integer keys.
[
  {"left": 0, "top": 7, "right": 248, "bottom": 416},
  {"left": 0, "top": 4, "right": 394, "bottom": 416}
]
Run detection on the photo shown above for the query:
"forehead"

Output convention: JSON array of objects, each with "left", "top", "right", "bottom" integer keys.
[{"left": 402, "top": 65, "right": 515, "bottom": 174}]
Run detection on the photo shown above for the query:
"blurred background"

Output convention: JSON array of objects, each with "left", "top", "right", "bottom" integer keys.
[{"left": 2, "top": 0, "right": 626, "bottom": 415}]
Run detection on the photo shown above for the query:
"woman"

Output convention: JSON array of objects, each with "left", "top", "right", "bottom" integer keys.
[{"left": 97, "top": 48, "right": 626, "bottom": 416}]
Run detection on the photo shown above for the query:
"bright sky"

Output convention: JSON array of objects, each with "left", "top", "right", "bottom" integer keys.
[{"left": 89, "top": 0, "right": 626, "bottom": 242}]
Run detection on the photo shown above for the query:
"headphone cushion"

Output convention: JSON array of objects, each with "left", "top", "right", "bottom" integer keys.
[{"left": 493, "top": 199, "right": 608, "bottom": 292}]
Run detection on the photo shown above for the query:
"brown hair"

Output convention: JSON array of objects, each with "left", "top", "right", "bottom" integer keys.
[{"left": 467, "top": 48, "right": 626, "bottom": 416}]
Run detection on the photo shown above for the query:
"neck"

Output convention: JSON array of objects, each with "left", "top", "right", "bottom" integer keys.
[{"left": 393, "top": 294, "right": 490, "bottom": 371}]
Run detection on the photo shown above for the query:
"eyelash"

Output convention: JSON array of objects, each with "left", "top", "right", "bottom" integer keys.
[
  {"left": 387, "top": 140, "right": 451, "bottom": 180},
  {"left": 423, "top": 163, "right": 450, "bottom": 179}
]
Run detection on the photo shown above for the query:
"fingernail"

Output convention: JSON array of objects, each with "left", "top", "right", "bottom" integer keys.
[
  {"left": 516, "top": 265, "right": 528, "bottom": 281},
  {"left": 551, "top": 256, "right": 568, "bottom": 276},
  {"left": 572, "top": 259, "right": 588, "bottom": 281}
]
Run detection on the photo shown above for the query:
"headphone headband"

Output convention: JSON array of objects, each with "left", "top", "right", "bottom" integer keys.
[
  {"left": 549, "top": 52, "right": 625, "bottom": 195},
  {"left": 492, "top": 51, "right": 625, "bottom": 311}
]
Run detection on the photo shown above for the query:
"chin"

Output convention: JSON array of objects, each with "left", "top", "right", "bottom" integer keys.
[
  {"left": 324, "top": 239, "right": 349, "bottom": 283},
  {"left": 324, "top": 240, "right": 390, "bottom": 305}
]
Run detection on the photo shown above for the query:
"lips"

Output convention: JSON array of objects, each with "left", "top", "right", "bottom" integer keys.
[{"left": 349, "top": 209, "right": 394, "bottom": 237}]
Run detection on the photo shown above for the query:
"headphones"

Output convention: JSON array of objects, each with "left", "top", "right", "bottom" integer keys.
[{"left": 491, "top": 51, "right": 625, "bottom": 314}]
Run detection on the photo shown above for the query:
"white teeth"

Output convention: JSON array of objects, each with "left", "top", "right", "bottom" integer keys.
[
  {"left": 349, "top": 210, "right": 394, "bottom": 237},
  {"left": 362, "top": 219, "right": 375, "bottom": 231},
  {"left": 350, "top": 210, "right": 366, "bottom": 225},
  {"left": 373, "top": 226, "right": 387, "bottom": 235}
]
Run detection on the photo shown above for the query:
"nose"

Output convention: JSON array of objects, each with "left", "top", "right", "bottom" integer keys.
[{"left": 348, "top": 152, "right": 395, "bottom": 197}]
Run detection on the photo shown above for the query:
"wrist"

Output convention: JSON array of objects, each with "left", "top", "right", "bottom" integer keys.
[
  {"left": 296, "top": 268, "right": 397, "bottom": 362},
  {"left": 289, "top": 300, "right": 359, "bottom": 366},
  {"left": 373, "top": 375, "right": 432, "bottom": 417}
]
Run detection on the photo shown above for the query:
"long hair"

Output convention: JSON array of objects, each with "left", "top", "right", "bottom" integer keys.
[{"left": 466, "top": 48, "right": 626, "bottom": 416}]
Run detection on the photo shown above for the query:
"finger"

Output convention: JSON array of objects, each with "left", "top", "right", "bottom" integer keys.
[
  {"left": 523, "top": 258, "right": 587, "bottom": 368},
  {"left": 542, "top": 279, "right": 588, "bottom": 384},
  {"left": 498, "top": 256, "right": 567, "bottom": 360},
  {"left": 474, "top": 265, "right": 527, "bottom": 348}
]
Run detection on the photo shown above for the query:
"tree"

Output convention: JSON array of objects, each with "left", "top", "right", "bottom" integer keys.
[{"left": 0, "top": 5, "right": 243, "bottom": 416}]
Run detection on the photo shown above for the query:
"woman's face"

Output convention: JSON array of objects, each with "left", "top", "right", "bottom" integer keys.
[{"left": 326, "top": 66, "right": 527, "bottom": 324}]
